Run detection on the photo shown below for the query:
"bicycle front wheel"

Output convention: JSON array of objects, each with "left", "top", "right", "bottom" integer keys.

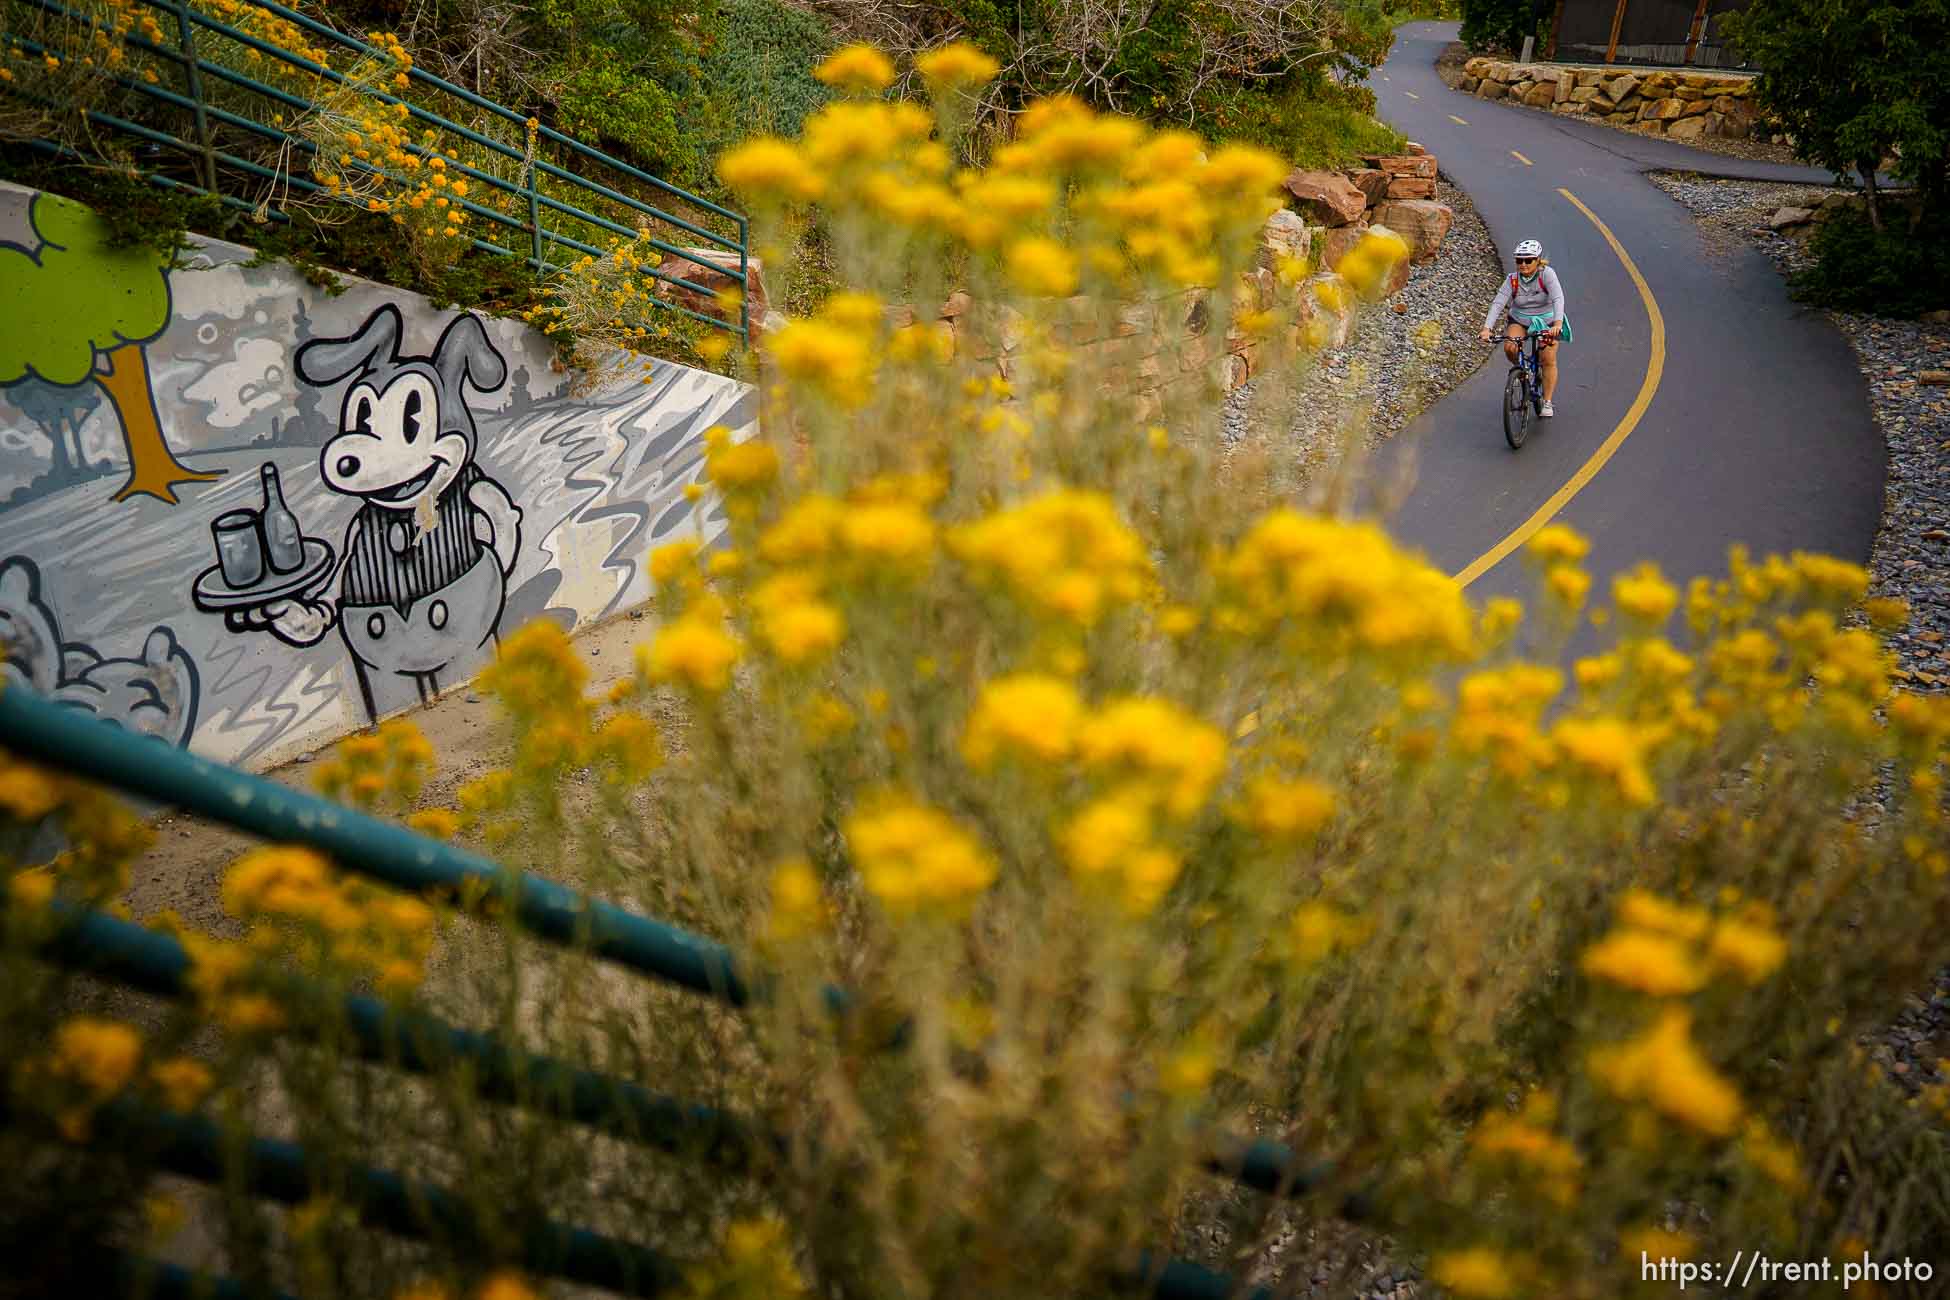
[{"left": 1503, "top": 368, "right": 1530, "bottom": 450}]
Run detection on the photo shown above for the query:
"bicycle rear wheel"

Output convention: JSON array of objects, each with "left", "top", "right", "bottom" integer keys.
[{"left": 1503, "top": 368, "right": 1530, "bottom": 449}]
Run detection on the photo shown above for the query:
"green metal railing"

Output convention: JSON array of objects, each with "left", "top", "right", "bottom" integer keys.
[
  {"left": 0, "top": 685, "right": 1369, "bottom": 1299},
  {"left": 0, "top": 0, "right": 750, "bottom": 342}
]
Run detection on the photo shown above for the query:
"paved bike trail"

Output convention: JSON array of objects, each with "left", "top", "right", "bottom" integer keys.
[{"left": 1366, "top": 22, "right": 1883, "bottom": 635}]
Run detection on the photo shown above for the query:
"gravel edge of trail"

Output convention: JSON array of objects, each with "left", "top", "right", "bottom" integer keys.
[{"left": 1223, "top": 177, "right": 1507, "bottom": 486}]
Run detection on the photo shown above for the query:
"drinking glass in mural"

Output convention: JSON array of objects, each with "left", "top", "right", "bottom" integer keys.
[
  {"left": 260, "top": 463, "right": 306, "bottom": 573},
  {"left": 211, "top": 510, "right": 266, "bottom": 589}
]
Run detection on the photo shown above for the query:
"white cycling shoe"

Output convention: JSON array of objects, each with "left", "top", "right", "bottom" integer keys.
[{"left": 1540, "top": 401, "right": 1555, "bottom": 418}]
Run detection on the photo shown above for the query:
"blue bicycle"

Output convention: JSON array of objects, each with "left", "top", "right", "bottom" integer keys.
[{"left": 1500, "top": 325, "right": 1554, "bottom": 450}]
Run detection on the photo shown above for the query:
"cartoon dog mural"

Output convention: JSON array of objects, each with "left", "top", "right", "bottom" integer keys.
[
  {"left": 0, "top": 555, "right": 201, "bottom": 746},
  {"left": 197, "top": 305, "right": 522, "bottom": 721}
]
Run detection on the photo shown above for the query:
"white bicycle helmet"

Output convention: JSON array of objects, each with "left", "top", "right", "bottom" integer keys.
[{"left": 1513, "top": 238, "right": 1544, "bottom": 259}]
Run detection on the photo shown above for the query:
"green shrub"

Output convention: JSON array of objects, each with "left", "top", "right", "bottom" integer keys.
[
  {"left": 1460, "top": 0, "right": 1544, "bottom": 53},
  {"left": 1790, "top": 205, "right": 1950, "bottom": 319}
]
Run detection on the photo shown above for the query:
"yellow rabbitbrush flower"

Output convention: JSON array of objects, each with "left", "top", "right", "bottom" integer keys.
[
  {"left": 1215, "top": 511, "right": 1474, "bottom": 663},
  {"left": 949, "top": 490, "right": 1152, "bottom": 627},
  {"left": 1060, "top": 794, "right": 1181, "bottom": 915},
  {"left": 813, "top": 43, "right": 895, "bottom": 94},
  {"left": 641, "top": 613, "right": 742, "bottom": 694},
  {"left": 749, "top": 573, "right": 845, "bottom": 665},
  {"left": 845, "top": 796, "right": 996, "bottom": 914},
  {"left": 149, "top": 1057, "right": 214, "bottom": 1112},
  {"left": 1550, "top": 714, "right": 1661, "bottom": 805},
  {"left": 1006, "top": 236, "right": 1079, "bottom": 298},
  {"left": 1706, "top": 915, "right": 1787, "bottom": 983},
  {"left": 766, "top": 858, "right": 826, "bottom": 942},
  {"left": 962, "top": 674, "right": 1085, "bottom": 769},
  {"left": 1076, "top": 698, "right": 1226, "bottom": 820},
  {"left": 1430, "top": 1247, "right": 1526, "bottom": 1298},
  {"left": 768, "top": 319, "right": 876, "bottom": 408},
  {"left": 916, "top": 40, "right": 1000, "bottom": 89},
  {"left": 51, "top": 1017, "right": 142, "bottom": 1099},
  {"left": 1233, "top": 774, "right": 1337, "bottom": 840},
  {"left": 1612, "top": 561, "right": 1680, "bottom": 625},
  {"left": 1589, "top": 1007, "right": 1743, "bottom": 1137},
  {"left": 1580, "top": 927, "right": 1707, "bottom": 996},
  {"left": 1617, "top": 889, "right": 1709, "bottom": 941},
  {"left": 704, "top": 426, "right": 781, "bottom": 492}
]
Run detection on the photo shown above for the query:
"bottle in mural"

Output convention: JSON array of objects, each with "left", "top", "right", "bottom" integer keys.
[{"left": 260, "top": 463, "right": 306, "bottom": 573}]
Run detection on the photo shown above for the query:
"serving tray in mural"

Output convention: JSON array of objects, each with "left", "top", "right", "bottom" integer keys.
[{"left": 191, "top": 538, "right": 334, "bottom": 611}]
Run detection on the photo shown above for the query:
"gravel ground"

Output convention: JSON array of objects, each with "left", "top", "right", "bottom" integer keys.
[
  {"left": 1648, "top": 170, "right": 1950, "bottom": 1106},
  {"left": 1223, "top": 175, "right": 1506, "bottom": 480},
  {"left": 1433, "top": 42, "right": 1804, "bottom": 169}
]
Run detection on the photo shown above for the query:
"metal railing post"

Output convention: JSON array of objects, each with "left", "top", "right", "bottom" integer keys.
[
  {"left": 738, "top": 214, "right": 751, "bottom": 346},
  {"left": 161, "top": 0, "right": 217, "bottom": 191}
]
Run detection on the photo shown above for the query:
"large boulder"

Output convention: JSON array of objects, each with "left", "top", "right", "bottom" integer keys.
[
  {"left": 1606, "top": 73, "right": 1641, "bottom": 102},
  {"left": 1283, "top": 169, "right": 1366, "bottom": 226},
  {"left": 1522, "top": 81, "right": 1558, "bottom": 107},
  {"left": 1576, "top": 69, "right": 1605, "bottom": 87},
  {"left": 1666, "top": 115, "right": 1709, "bottom": 140},
  {"left": 1768, "top": 205, "right": 1816, "bottom": 230},
  {"left": 1680, "top": 97, "right": 1714, "bottom": 117},
  {"left": 1460, "top": 75, "right": 1482, "bottom": 94},
  {"left": 1570, "top": 85, "right": 1604, "bottom": 103},
  {"left": 1477, "top": 79, "right": 1510, "bottom": 100},
  {"left": 1643, "top": 97, "right": 1688, "bottom": 122},
  {"left": 1371, "top": 200, "right": 1453, "bottom": 264},
  {"left": 1258, "top": 208, "right": 1313, "bottom": 266},
  {"left": 1464, "top": 56, "right": 1492, "bottom": 78},
  {"left": 1386, "top": 176, "right": 1437, "bottom": 200},
  {"left": 1348, "top": 168, "right": 1392, "bottom": 206},
  {"left": 657, "top": 249, "right": 770, "bottom": 327},
  {"left": 1553, "top": 101, "right": 1591, "bottom": 115}
]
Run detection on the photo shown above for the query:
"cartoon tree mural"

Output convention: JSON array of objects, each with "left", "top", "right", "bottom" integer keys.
[{"left": 0, "top": 192, "right": 222, "bottom": 504}]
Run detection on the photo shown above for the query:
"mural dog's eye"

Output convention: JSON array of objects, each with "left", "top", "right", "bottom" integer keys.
[
  {"left": 402, "top": 389, "right": 421, "bottom": 443},
  {"left": 352, "top": 396, "right": 373, "bottom": 436}
]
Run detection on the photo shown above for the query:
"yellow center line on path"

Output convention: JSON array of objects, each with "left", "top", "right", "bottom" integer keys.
[
  {"left": 1449, "top": 114, "right": 1469, "bottom": 125},
  {"left": 1450, "top": 187, "right": 1668, "bottom": 589},
  {"left": 1404, "top": 90, "right": 1420, "bottom": 99},
  {"left": 1510, "top": 149, "right": 1533, "bottom": 165}
]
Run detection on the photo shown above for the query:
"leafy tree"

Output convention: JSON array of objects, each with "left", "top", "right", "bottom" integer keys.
[
  {"left": 805, "top": 0, "right": 1402, "bottom": 166},
  {"left": 1723, "top": 0, "right": 1950, "bottom": 231},
  {"left": 1460, "top": 0, "right": 1546, "bottom": 54}
]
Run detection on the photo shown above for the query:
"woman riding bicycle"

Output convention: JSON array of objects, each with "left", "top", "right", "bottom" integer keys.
[{"left": 1479, "top": 238, "right": 1570, "bottom": 418}]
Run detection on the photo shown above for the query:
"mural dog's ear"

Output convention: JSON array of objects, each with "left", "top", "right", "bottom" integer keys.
[
  {"left": 296, "top": 302, "right": 405, "bottom": 387},
  {"left": 433, "top": 313, "right": 508, "bottom": 399}
]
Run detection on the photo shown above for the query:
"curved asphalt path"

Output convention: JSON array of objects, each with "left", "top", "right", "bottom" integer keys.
[{"left": 1367, "top": 23, "right": 1883, "bottom": 642}]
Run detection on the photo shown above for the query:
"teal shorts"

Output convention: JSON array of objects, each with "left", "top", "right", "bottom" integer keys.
[{"left": 1513, "top": 311, "right": 1571, "bottom": 343}]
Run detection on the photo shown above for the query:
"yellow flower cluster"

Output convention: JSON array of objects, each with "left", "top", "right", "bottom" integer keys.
[
  {"left": 845, "top": 796, "right": 997, "bottom": 914},
  {"left": 527, "top": 234, "right": 677, "bottom": 362},
  {"left": 1583, "top": 890, "right": 1787, "bottom": 998},
  {"left": 1214, "top": 510, "right": 1474, "bottom": 666},
  {"left": 1588, "top": 1007, "right": 1743, "bottom": 1137},
  {"left": 220, "top": 845, "right": 435, "bottom": 993},
  {"left": 1060, "top": 792, "right": 1181, "bottom": 915},
  {"left": 314, "top": 717, "right": 435, "bottom": 809},
  {"left": 1470, "top": 1095, "right": 1582, "bottom": 1207},
  {"left": 948, "top": 490, "right": 1151, "bottom": 628}
]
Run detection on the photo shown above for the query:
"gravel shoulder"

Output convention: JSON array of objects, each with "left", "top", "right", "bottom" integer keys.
[{"left": 1225, "top": 176, "right": 1506, "bottom": 483}]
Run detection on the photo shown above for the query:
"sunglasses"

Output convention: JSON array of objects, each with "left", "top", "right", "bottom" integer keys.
[{"left": 1516, "top": 257, "right": 1539, "bottom": 266}]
